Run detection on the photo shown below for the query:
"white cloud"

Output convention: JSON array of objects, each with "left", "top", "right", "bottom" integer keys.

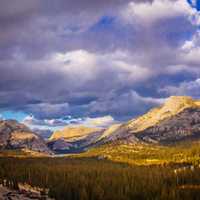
[
  {"left": 23, "top": 115, "right": 68, "bottom": 130},
  {"left": 160, "top": 78, "right": 200, "bottom": 98},
  {"left": 180, "top": 31, "right": 200, "bottom": 65},
  {"left": 53, "top": 50, "right": 97, "bottom": 82},
  {"left": 81, "top": 115, "right": 116, "bottom": 128},
  {"left": 191, "top": 0, "right": 197, "bottom": 7},
  {"left": 51, "top": 49, "right": 152, "bottom": 86},
  {"left": 182, "top": 31, "right": 200, "bottom": 51},
  {"left": 23, "top": 114, "right": 116, "bottom": 131},
  {"left": 121, "top": 0, "right": 199, "bottom": 25}
]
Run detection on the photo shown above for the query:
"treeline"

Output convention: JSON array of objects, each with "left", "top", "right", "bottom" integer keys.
[{"left": 0, "top": 157, "right": 200, "bottom": 200}]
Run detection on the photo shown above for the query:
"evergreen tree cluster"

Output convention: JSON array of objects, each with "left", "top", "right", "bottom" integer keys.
[{"left": 0, "top": 157, "right": 200, "bottom": 200}]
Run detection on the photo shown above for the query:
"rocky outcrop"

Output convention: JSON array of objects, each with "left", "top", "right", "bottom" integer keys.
[
  {"left": 97, "top": 96, "right": 200, "bottom": 145},
  {"left": 137, "top": 107, "right": 200, "bottom": 143},
  {"left": 50, "top": 126, "right": 101, "bottom": 141},
  {"left": 0, "top": 185, "right": 54, "bottom": 200},
  {"left": 127, "top": 96, "right": 200, "bottom": 133},
  {"left": 0, "top": 120, "right": 52, "bottom": 154},
  {"left": 48, "top": 126, "right": 103, "bottom": 153}
]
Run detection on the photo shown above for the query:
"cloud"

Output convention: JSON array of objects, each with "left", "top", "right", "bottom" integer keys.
[
  {"left": 180, "top": 31, "right": 200, "bottom": 65},
  {"left": 23, "top": 115, "right": 68, "bottom": 129},
  {"left": 190, "top": 0, "right": 197, "bottom": 7},
  {"left": 160, "top": 78, "right": 200, "bottom": 98},
  {"left": 0, "top": 0, "right": 200, "bottom": 122},
  {"left": 23, "top": 114, "right": 116, "bottom": 132},
  {"left": 88, "top": 90, "right": 165, "bottom": 120},
  {"left": 24, "top": 103, "right": 70, "bottom": 119},
  {"left": 120, "top": 0, "right": 199, "bottom": 25},
  {"left": 0, "top": 114, "right": 3, "bottom": 120},
  {"left": 53, "top": 49, "right": 152, "bottom": 85},
  {"left": 0, "top": 49, "right": 153, "bottom": 119},
  {"left": 80, "top": 116, "right": 116, "bottom": 128}
]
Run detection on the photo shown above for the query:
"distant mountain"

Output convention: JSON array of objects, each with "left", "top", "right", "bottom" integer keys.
[
  {"left": 48, "top": 96, "right": 200, "bottom": 153},
  {"left": 33, "top": 129, "right": 53, "bottom": 140},
  {"left": 50, "top": 126, "right": 101, "bottom": 141},
  {"left": 97, "top": 96, "right": 200, "bottom": 145},
  {"left": 0, "top": 120, "right": 52, "bottom": 155},
  {"left": 48, "top": 126, "right": 103, "bottom": 153},
  {"left": 4, "top": 96, "right": 199, "bottom": 156},
  {"left": 137, "top": 107, "right": 200, "bottom": 143}
]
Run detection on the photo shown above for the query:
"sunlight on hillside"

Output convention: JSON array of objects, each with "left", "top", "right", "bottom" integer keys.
[{"left": 77, "top": 141, "right": 200, "bottom": 166}]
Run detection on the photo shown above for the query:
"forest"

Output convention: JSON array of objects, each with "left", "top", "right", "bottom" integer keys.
[{"left": 0, "top": 157, "right": 200, "bottom": 200}]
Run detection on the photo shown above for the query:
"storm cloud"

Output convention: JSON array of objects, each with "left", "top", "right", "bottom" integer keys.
[{"left": 0, "top": 0, "right": 200, "bottom": 126}]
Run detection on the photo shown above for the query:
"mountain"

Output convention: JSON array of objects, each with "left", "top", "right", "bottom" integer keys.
[
  {"left": 33, "top": 129, "right": 53, "bottom": 140},
  {"left": 97, "top": 124, "right": 122, "bottom": 141},
  {"left": 2, "top": 96, "right": 200, "bottom": 157},
  {"left": 48, "top": 96, "right": 200, "bottom": 154},
  {"left": 48, "top": 126, "right": 103, "bottom": 153},
  {"left": 0, "top": 120, "right": 52, "bottom": 155},
  {"left": 127, "top": 96, "right": 200, "bottom": 132},
  {"left": 137, "top": 107, "right": 200, "bottom": 143},
  {"left": 50, "top": 126, "right": 101, "bottom": 141},
  {"left": 97, "top": 96, "right": 200, "bottom": 145}
]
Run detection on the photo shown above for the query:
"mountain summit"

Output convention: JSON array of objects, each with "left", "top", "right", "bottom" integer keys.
[
  {"left": 50, "top": 126, "right": 101, "bottom": 141},
  {"left": 96, "top": 96, "right": 200, "bottom": 145},
  {"left": 127, "top": 96, "right": 200, "bottom": 133},
  {"left": 48, "top": 126, "right": 102, "bottom": 153}
]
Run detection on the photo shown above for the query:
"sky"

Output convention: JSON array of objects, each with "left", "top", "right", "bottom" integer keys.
[{"left": 0, "top": 0, "right": 200, "bottom": 132}]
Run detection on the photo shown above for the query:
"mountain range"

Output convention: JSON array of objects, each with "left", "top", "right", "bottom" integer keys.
[
  {"left": 1, "top": 96, "right": 200, "bottom": 156},
  {"left": 48, "top": 96, "right": 200, "bottom": 153}
]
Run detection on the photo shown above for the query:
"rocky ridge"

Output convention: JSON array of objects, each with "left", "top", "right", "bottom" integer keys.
[
  {"left": 47, "top": 96, "right": 200, "bottom": 153},
  {"left": 0, "top": 120, "right": 52, "bottom": 154},
  {"left": 98, "top": 96, "right": 200, "bottom": 145},
  {"left": 48, "top": 126, "right": 103, "bottom": 153}
]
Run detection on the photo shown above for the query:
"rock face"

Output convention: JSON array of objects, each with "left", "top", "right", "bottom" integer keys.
[
  {"left": 97, "top": 96, "right": 200, "bottom": 145},
  {"left": 50, "top": 126, "right": 101, "bottom": 141},
  {"left": 0, "top": 120, "right": 52, "bottom": 154},
  {"left": 137, "top": 108, "right": 200, "bottom": 143},
  {"left": 48, "top": 96, "right": 200, "bottom": 153},
  {"left": 48, "top": 126, "right": 103, "bottom": 153},
  {"left": 127, "top": 96, "right": 200, "bottom": 133}
]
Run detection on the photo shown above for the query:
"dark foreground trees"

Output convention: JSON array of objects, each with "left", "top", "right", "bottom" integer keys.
[{"left": 0, "top": 157, "right": 200, "bottom": 200}]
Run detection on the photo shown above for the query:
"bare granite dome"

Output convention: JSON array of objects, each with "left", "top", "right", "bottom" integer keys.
[
  {"left": 0, "top": 120, "right": 52, "bottom": 154},
  {"left": 126, "top": 96, "right": 200, "bottom": 133},
  {"left": 96, "top": 96, "right": 200, "bottom": 145},
  {"left": 50, "top": 126, "right": 101, "bottom": 141}
]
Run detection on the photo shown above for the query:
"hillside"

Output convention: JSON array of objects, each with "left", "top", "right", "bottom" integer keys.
[
  {"left": 97, "top": 96, "right": 200, "bottom": 145},
  {"left": 50, "top": 126, "right": 101, "bottom": 141},
  {"left": 72, "top": 96, "right": 200, "bottom": 165},
  {"left": 48, "top": 126, "right": 103, "bottom": 153},
  {"left": 0, "top": 120, "right": 52, "bottom": 155},
  {"left": 47, "top": 96, "right": 200, "bottom": 154},
  {"left": 127, "top": 96, "right": 200, "bottom": 133}
]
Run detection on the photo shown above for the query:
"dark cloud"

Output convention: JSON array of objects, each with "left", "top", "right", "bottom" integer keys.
[{"left": 0, "top": 0, "right": 200, "bottom": 122}]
